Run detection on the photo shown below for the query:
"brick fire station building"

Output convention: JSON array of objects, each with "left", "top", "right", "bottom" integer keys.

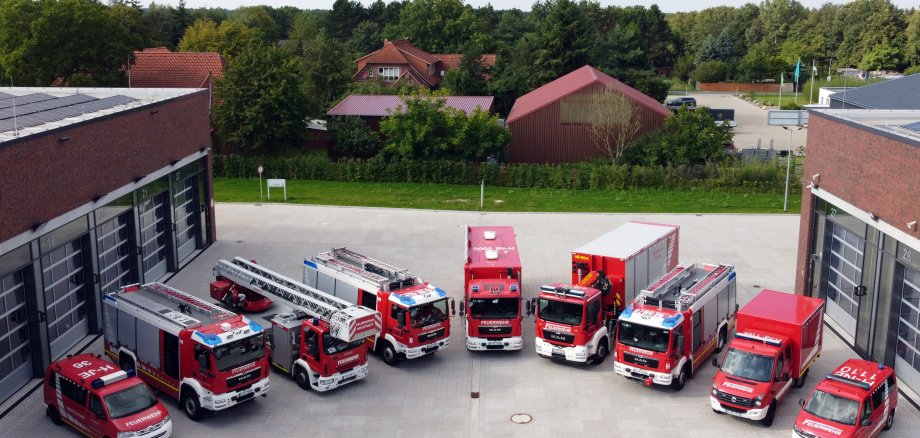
[
  {"left": 0, "top": 87, "right": 214, "bottom": 404},
  {"left": 795, "top": 109, "right": 920, "bottom": 402}
]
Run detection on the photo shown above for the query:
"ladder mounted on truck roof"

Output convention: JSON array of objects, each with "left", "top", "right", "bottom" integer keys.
[
  {"left": 114, "top": 282, "right": 236, "bottom": 329},
  {"left": 314, "top": 247, "right": 421, "bottom": 292},
  {"left": 213, "top": 257, "right": 381, "bottom": 342},
  {"left": 638, "top": 263, "right": 733, "bottom": 312}
]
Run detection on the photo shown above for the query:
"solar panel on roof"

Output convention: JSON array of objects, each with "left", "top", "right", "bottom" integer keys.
[
  {"left": 0, "top": 94, "right": 139, "bottom": 133},
  {"left": 902, "top": 121, "right": 920, "bottom": 133},
  {"left": 0, "top": 93, "right": 57, "bottom": 110}
]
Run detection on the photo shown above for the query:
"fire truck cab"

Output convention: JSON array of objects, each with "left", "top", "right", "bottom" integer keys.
[
  {"left": 794, "top": 359, "right": 898, "bottom": 438},
  {"left": 44, "top": 354, "right": 172, "bottom": 438},
  {"left": 213, "top": 257, "right": 381, "bottom": 392},
  {"left": 613, "top": 263, "right": 737, "bottom": 390},
  {"left": 531, "top": 283, "right": 609, "bottom": 365},
  {"left": 103, "top": 283, "right": 270, "bottom": 420},
  {"left": 305, "top": 248, "right": 452, "bottom": 366},
  {"left": 462, "top": 226, "right": 523, "bottom": 351}
]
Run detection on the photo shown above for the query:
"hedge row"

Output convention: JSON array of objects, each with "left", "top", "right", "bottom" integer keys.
[{"left": 213, "top": 155, "right": 799, "bottom": 192}]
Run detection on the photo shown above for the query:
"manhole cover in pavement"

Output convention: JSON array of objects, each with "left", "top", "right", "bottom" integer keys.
[{"left": 510, "top": 413, "right": 533, "bottom": 424}]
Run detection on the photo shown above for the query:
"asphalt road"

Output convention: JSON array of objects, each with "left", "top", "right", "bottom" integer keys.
[
  {"left": 668, "top": 93, "right": 809, "bottom": 152},
  {"left": 2, "top": 204, "right": 917, "bottom": 437}
]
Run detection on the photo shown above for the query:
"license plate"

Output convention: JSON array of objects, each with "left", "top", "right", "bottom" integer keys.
[
  {"left": 340, "top": 374, "right": 356, "bottom": 383},
  {"left": 423, "top": 345, "right": 438, "bottom": 353},
  {"left": 238, "top": 388, "right": 252, "bottom": 397}
]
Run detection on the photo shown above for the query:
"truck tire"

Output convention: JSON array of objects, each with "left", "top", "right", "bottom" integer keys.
[
  {"left": 589, "top": 338, "right": 608, "bottom": 366},
  {"left": 671, "top": 365, "right": 689, "bottom": 390},
  {"left": 47, "top": 405, "right": 63, "bottom": 425},
  {"left": 884, "top": 409, "right": 895, "bottom": 430},
  {"left": 714, "top": 327, "right": 727, "bottom": 353},
  {"left": 380, "top": 341, "right": 400, "bottom": 366},
  {"left": 794, "top": 368, "right": 810, "bottom": 388},
  {"left": 761, "top": 403, "right": 776, "bottom": 427},
  {"left": 181, "top": 389, "right": 206, "bottom": 421},
  {"left": 294, "top": 366, "right": 311, "bottom": 390}
]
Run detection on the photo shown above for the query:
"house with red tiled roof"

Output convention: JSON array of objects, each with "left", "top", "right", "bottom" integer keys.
[
  {"left": 354, "top": 39, "right": 495, "bottom": 88},
  {"left": 129, "top": 47, "right": 226, "bottom": 89},
  {"left": 506, "top": 65, "right": 670, "bottom": 163}
]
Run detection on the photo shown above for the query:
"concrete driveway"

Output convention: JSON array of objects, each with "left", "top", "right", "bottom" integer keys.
[
  {"left": 1, "top": 203, "right": 916, "bottom": 438},
  {"left": 667, "top": 93, "right": 808, "bottom": 152}
]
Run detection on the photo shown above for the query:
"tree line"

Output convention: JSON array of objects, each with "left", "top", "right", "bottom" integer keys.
[{"left": 1, "top": 0, "right": 916, "bottom": 155}]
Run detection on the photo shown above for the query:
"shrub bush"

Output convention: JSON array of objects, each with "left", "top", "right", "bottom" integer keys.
[{"left": 213, "top": 155, "right": 798, "bottom": 193}]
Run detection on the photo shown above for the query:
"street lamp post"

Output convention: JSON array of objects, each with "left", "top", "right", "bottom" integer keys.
[{"left": 782, "top": 126, "right": 803, "bottom": 212}]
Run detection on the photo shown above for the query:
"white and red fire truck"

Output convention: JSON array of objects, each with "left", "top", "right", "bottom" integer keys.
[
  {"left": 103, "top": 283, "right": 270, "bottom": 420},
  {"left": 571, "top": 221, "right": 679, "bottom": 322},
  {"left": 304, "top": 247, "right": 451, "bottom": 366},
  {"left": 531, "top": 283, "right": 609, "bottom": 365},
  {"left": 461, "top": 226, "right": 523, "bottom": 351},
  {"left": 213, "top": 257, "right": 381, "bottom": 391},
  {"left": 613, "top": 262, "right": 737, "bottom": 390},
  {"left": 794, "top": 359, "right": 898, "bottom": 438},
  {"left": 710, "top": 289, "right": 825, "bottom": 426},
  {"left": 44, "top": 353, "right": 172, "bottom": 438}
]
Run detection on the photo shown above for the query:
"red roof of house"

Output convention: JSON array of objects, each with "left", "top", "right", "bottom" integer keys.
[
  {"left": 327, "top": 95, "right": 494, "bottom": 117},
  {"left": 433, "top": 54, "right": 497, "bottom": 70},
  {"left": 130, "top": 48, "right": 226, "bottom": 88},
  {"left": 355, "top": 40, "right": 496, "bottom": 87},
  {"left": 506, "top": 65, "right": 670, "bottom": 124}
]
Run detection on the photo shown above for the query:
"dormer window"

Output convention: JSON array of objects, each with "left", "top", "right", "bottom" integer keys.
[{"left": 378, "top": 67, "right": 400, "bottom": 81}]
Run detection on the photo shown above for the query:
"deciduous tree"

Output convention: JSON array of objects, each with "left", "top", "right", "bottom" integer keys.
[{"left": 590, "top": 88, "right": 641, "bottom": 164}]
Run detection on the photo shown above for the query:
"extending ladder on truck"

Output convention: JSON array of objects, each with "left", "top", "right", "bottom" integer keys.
[
  {"left": 314, "top": 247, "right": 421, "bottom": 292},
  {"left": 213, "top": 257, "right": 381, "bottom": 341}
]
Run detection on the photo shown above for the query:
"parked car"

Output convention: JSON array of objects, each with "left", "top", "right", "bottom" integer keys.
[{"left": 666, "top": 97, "right": 697, "bottom": 111}]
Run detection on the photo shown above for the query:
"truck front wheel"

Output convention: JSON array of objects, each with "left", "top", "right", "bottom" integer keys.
[
  {"left": 884, "top": 409, "right": 895, "bottom": 430},
  {"left": 181, "top": 389, "right": 205, "bottom": 421},
  {"left": 46, "top": 405, "right": 63, "bottom": 425},
  {"left": 589, "top": 339, "right": 608, "bottom": 366},
  {"left": 794, "top": 368, "right": 809, "bottom": 388},
  {"left": 715, "top": 327, "right": 727, "bottom": 353},
  {"left": 294, "top": 366, "right": 311, "bottom": 390},
  {"left": 671, "top": 365, "right": 688, "bottom": 390},
  {"left": 761, "top": 403, "right": 776, "bottom": 427},
  {"left": 380, "top": 341, "right": 400, "bottom": 366}
]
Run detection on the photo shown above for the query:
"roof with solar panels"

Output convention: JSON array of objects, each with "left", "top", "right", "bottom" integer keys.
[
  {"left": 810, "top": 108, "right": 920, "bottom": 147},
  {"left": 0, "top": 87, "right": 201, "bottom": 144}
]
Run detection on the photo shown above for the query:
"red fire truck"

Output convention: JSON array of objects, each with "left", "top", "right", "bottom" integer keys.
[
  {"left": 794, "top": 359, "right": 898, "bottom": 437},
  {"left": 613, "top": 262, "right": 737, "bottom": 390},
  {"left": 571, "top": 221, "right": 679, "bottom": 321},
  {"left": 210, "top": 260, "right": 273, "bottom": 312},
  {"left": 304, "top": 247, "right": 452, "bottom": 366},
  {"left": 44, "top": 354, "right": 172, "bottom": 438},
  {"left": 213, "top": 257, "right": 381, "bottom": 391},
  {"left": 711, "top": 289, "right": 825, "bottom": 426},
  {"left": 461, "top": 226, "right": 523, "bottom": 351},
  {"left": 103, "top": 283, "right": 270, "bottom": 420},
  {"left": 530, "top": 283, "right": 609, "bottom": 365}
]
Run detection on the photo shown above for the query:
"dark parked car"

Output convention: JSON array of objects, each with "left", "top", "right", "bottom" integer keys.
[{"left": 665, "top": 97, "right": 697, "bottom": 111}]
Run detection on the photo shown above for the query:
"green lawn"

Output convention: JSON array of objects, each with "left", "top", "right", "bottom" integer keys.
[
  {"left": 214, "top": 178, "right": 801, "bottom": 214},
  {"left": 745, "top": 92, "right": 810, "bottom": 108}
]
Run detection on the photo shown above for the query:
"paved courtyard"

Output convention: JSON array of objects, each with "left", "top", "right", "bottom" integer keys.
[{"left": 2, "top": 203, "right": 917, "bottom": 437}]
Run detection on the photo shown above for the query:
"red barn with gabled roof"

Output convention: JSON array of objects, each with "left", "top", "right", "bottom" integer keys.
[{"left": 506, "top": 65, "right": 669, "bottom": 163}]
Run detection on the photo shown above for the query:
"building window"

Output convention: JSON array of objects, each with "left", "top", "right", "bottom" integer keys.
[
  {"left": 895, "top": 265, "right": 920, "bottom": 389},
  {"left": 378, "top": 67, "right": 400, "bottom": 81},
  {"left": 367, "top": 69, "right": 374, "bottom": 78}
]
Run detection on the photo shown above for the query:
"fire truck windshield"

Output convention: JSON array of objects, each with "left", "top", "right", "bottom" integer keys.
[
  {"left": 537, "top": 298, "right": 582, "bottom": 326},
  {"left": 804, "top": 390, "right": 860, "bottom": 425},
  {"left": 410, "top": 299, "right": 449, "bottom": 328},
  {"left": 212, "top": 333, "right": 265, "bottom": 372},
  {"left": 719, "top": 348, "right": 774, "bottom": 382},
  {"left": 469, "top": 298, "right": 518, "bottom": 319},
  {"left": 617, "top": 321, "right": 670, "bottom": 353},
  {"left": 323, "top": 332, "right": 363, "bottom": 355},
  {"left": 103, "top": 383, "right": 158, "bottom": 419}
]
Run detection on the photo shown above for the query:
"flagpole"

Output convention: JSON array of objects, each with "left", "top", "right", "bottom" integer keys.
[
  {"left": 810, "top": 59, "right": 816, "bottom": 104},
  {"left": 779, "top": 73, "right": 783, "bottom": 108}
]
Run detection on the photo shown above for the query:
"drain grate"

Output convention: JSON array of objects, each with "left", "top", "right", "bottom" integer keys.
[{"left": 510, "top": 413, "right": 533, "bottom": 424}]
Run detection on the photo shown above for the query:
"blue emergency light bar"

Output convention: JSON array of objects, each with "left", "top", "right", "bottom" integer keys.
[
  {"left": 540, "top": 285, "right": 586, "bottom": 298},
  {"left": 90, "top": 370, "right": 131, "bottom": 389},
  {"left": 825, "top": 374, "right": 871, "bottom": 390}
]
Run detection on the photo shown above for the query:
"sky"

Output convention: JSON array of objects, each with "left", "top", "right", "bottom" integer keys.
[{"left": 165, "top": 1, "right": 918, "bottom": 13}]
